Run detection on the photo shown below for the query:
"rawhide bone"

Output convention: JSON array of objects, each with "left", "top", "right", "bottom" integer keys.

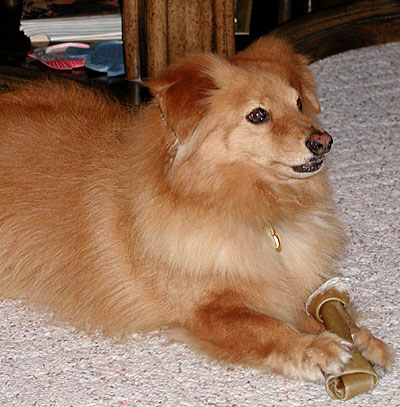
[{"left": 306, "top": 278, "right": 379, "bottom": 400}]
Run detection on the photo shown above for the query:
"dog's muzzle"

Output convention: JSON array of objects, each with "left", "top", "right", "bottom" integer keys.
[{"left": 292, "top": 131, "right": 332, "bottom": 173}]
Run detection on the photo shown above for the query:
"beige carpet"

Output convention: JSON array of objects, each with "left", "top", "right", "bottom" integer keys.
[{"left": 1, "top": 41, "right": 399, "bottom": 406}]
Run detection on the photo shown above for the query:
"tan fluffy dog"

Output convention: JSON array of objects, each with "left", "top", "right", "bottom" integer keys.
[{"left": 0, "top": 36, "right": 391, "bottom": 381}]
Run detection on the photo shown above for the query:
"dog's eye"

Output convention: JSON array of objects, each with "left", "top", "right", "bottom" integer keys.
[
  {"left": 246, "top": 107, "right": 269, "bottom": 124},
  {"left": 297, "top": 96, "right": 303, "bottom": 112}
]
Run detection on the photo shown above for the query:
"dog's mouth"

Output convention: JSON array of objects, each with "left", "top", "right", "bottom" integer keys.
[{"left": 292, "top": 156, "right": 325, "bottom": 173}]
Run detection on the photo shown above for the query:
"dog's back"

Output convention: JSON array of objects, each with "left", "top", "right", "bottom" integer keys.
[{"left": 0, "top": 82, "right": 165, "bottom": 333}]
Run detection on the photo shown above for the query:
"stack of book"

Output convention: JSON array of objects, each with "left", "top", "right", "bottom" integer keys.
[{"left": 21, "top": 13, "right": 122, "bottom": 46}]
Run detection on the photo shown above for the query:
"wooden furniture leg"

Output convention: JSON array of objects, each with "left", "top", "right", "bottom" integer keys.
[{"left": 122, "top": 0, "right": 236, "bottom": 80}]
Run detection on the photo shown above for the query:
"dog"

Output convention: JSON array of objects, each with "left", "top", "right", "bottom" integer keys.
[{"left": 0, "top": 36, "right": 391, "bottom": 381}]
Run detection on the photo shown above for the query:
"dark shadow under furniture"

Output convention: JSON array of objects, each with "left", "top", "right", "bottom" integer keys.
[
  {"left": 270, "top": 0, "right": 400, "bottom": 63},
  {"left": 0, "top": 0, "right": 399, "bottom": 104}
]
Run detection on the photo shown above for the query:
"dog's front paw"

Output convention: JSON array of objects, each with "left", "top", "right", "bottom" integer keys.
[
  {"left": 352, "top": 328, "right": 393, "bottom": 374},
  {"left": 301, "top": 332, "right": 353, "bottom": 381}
]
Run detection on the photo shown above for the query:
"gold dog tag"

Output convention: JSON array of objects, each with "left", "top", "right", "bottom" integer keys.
[{"left": 266, "top": 226, "right": 282, "bottom": 252}]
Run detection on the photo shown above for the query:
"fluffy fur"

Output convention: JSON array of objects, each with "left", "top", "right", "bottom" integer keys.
[{"left": 0, "top": 36, "right": 391, "bottom": 381}]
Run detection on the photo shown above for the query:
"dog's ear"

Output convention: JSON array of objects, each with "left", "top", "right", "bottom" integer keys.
[
  {"left": 146, "top": 59, "right": 216, "bottom": 144},
  {"left": 232, "top": 36, "right": 321, "bottom": 114}
]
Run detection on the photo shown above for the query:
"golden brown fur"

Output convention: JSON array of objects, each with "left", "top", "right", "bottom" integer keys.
[{"left": 0, "top": 36, "right": 391, "bottom": 381}]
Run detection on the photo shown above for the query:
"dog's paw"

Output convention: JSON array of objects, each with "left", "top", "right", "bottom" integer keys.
[
  {"left": 352, "top": 328, "right": 393, "bottom": 375},
  {"left": 301, "top": 331, "right": 354, "bottom": 382}
]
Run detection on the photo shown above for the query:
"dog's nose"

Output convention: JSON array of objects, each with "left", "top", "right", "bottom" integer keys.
[{"left": 305, "top": 131, "right": 333, "bottom": 156}]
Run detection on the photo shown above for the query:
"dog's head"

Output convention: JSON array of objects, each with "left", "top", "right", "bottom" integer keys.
[{"left": 146, "top": 36, "right": 332, "bottom": 181}]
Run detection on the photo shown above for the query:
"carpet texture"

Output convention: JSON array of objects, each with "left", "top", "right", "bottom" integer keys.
[{"left": 1, "top": 42, "right": 399, "bottom": 406}]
